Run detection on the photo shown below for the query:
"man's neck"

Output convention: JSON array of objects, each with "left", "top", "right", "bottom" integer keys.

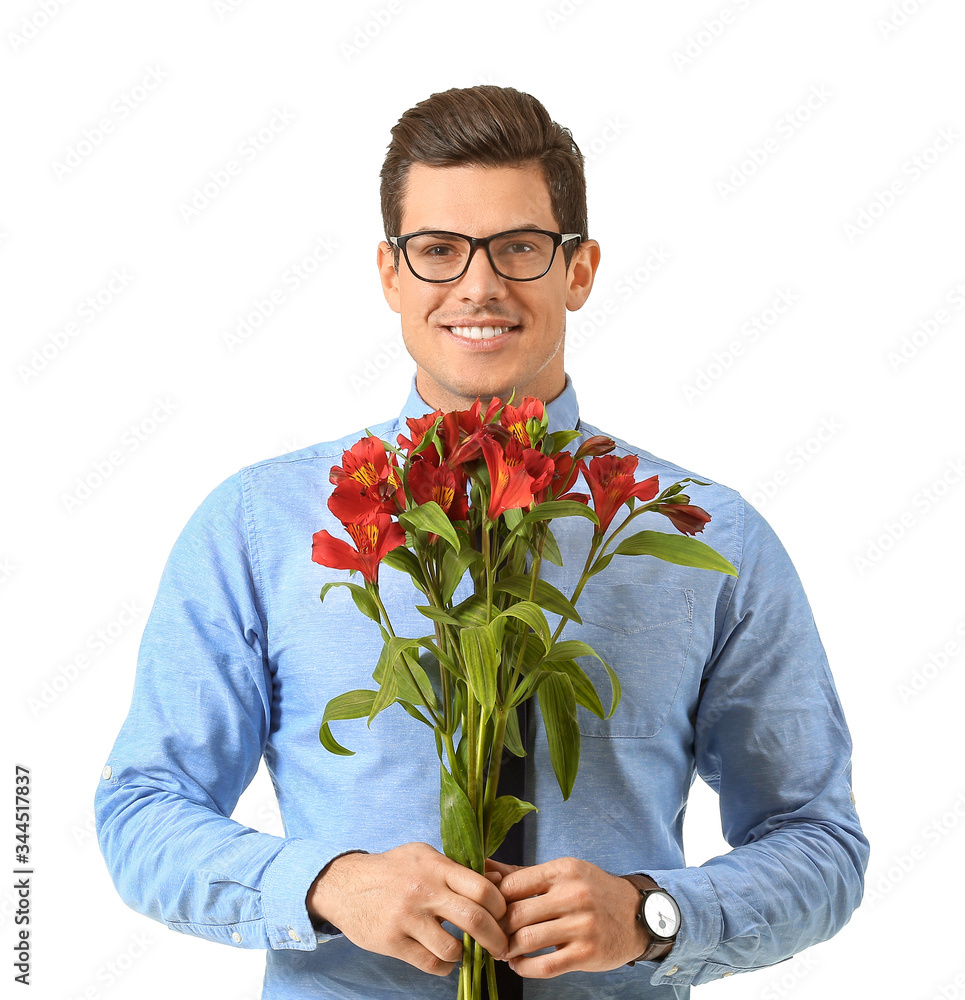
[{"left": 414, "top": 372, "right": 566, "bottom": 413}]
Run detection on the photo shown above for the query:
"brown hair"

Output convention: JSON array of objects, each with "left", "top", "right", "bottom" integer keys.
[{"left": 380, "top": 86, "right": 587, "bottom": 266}]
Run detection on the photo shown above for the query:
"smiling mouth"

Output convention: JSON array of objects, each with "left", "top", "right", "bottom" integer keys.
[{"left": 446, "top": 325, "right": 517, "bottom": 341}]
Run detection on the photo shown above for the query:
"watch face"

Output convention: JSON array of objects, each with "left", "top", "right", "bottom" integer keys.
[{"left": 643, "top": 891, "right": 680, "bottom": 939}]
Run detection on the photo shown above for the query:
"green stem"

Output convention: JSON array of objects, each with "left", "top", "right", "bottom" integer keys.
[
  {"left": 369, "top": 584, "right": 396, "bottom": 638},
  {"left": 481, "top": 708, "right": 509, "bottom": 848},
  {"left": 548, "top": 533, "right": 602, "bottom": 647}
]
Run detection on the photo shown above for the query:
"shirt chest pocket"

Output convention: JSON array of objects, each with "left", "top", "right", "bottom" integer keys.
[{"left": 565, "top": 581, "right": 695, "bottom": 739}]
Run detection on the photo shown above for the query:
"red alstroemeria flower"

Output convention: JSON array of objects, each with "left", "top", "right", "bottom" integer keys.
[
  {"left": 574, "top": 435, "right": 616, "bottom": 461},
  {"left": 582, "top": 454, "right": 660, "bottom": 534},
  {"left": 439, "top": 398, "right": 505, "bottom": 468},
  {"left": 397, "top": 410, "right": 443, "bottom": 455},
  {"left": 328, "top": 477, "right": 399, "bottom": 525},
  {"left": 482, "top": 436, "right": 535, "bottom": 520},
  {"left": 408, "top": 458, "right": 469, "bottom": 522},
  {"left": 311, "top": 513, "right": 406, "bottom": 585},
  {"left": 328, "top": 435, "right": 403, "bottom": 524},
  {"left": 523, "top": 448, "right": 556, "bottom": 505},
  {"left": 656, "top": 502, "right": 712, "bottom": 536},
  {"left": 540, "top": 452, "right": 581, "bottom": 503},
  {"left": 500, "top": 398, "right": 546, "bottom": 447}
]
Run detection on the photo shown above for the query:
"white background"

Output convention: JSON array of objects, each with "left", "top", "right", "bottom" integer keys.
[{"left": 3, "top": 1, "right": 964, "bottom": 998}]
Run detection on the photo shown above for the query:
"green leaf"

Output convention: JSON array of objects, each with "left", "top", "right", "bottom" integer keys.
[
  {"left": 541, "top": 639, "right": 601, "bottom": 662},
  {"left": 398, "top": 650, "right": 440, "bottom": 713},
  {"left": 494, "top": 575, "right": 582, "bottom": 624},
  {"left": 540, "top": 525, "right": 564, "bottom": 567},
  {"left": 415, "top": 604, "right": 463, "bottom": 627},
  {"left": 586, "top": 552, "right": 614, "bottom": 578},
  {"left": 319, "top": 689, "right": 377, "bottom": 755},
  {"left": 502, "top": 701, "right": 526, "bottom": 756},
  {"left": 503, "top": 507, "right": 524, "bottom": 531},
  {"left": 380, "top": 547, "right": 427, "bottom": 592},
  {"left": 495, "top": 601, "right": 552, "bottom": 652},
  {"left": 524, "top": 500, "right": 599, "bottom": 525},
  {"left": 510, "top": 668, "right": 550, "bottom": 706},
  {"left": 368, "top": 660, "right": 399, "bottom": 724},
  {"left": 440, "top": 546, "right": 483, "bottom": 604},
  {"left": 439, "top": 765, "right": 483, "bottom": 870},
  {"left": 540, "top": 640, "right": 621, "bottom": 718},
  {"left": 398, "top": 700, "right": 434, "bottom": 728},
  {"left": 399, "top": 501, "right": 460, "bottom": 550},
  {"left": 613, "top": 530, "right": 738, "bottom": 576},
  {"left": 319, "top": 581, "right": 381, "bottom": 624},
  {"left": 537, "top": 673, "right": 580, "bottom": 800},
  {"left": 547, "top": 429, "right": 583, "bottom": 453},
  {"left": 550, "top": 659, "right": 606, "bottom": 719},
  {"left": 459, "top": 625, "right": 499, "bottom": 721},
  {"left": 485, "top": 795, "right": 538, "bottom": 856},
  {"left": 450, "top": 593, "right": 491, "bottom": 627}
]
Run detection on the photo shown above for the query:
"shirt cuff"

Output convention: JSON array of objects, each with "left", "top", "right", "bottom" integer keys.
[
  {"left": 638, "top": 866, "right": 724, "bottom": 987},
  {"left": 260, "top": 838, "right": 343, "bottom": 951}
]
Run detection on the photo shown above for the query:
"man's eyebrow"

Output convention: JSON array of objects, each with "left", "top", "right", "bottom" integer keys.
[{"left": 409, "top": 224, "right": 548, "bottom": 234}]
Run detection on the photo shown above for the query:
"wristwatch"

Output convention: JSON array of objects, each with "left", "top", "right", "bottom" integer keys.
[{"left": 621, "top": 874, "right": 681, "bottom": 965}]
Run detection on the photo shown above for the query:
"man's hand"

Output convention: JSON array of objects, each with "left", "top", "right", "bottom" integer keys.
[
  {"left": 489, "top": 857, "right": 649, "bottom": 978},
  {"left": 307, "top": 842, "right": 509, "bottom": 977}
]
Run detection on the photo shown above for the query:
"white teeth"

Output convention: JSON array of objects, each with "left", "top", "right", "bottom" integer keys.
[{"left": 449, "top": 326, "right": 509, "bottom": 341}]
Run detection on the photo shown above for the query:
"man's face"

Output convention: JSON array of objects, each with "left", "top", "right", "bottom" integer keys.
[{"left": 378, "top": 162, "right": 600, "bottom": 411}]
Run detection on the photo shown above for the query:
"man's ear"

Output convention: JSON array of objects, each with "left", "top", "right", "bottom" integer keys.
[
  {"left": 565, "top": 239, "right": 601, "bottom": 311},
  {"left": 377, "top": 241, "right": 401, "bottom": 314}
]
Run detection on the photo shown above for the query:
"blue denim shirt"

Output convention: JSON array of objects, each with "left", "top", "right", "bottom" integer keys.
[{"left": 95, "top": 377, "right": 868, "bottom": 999}]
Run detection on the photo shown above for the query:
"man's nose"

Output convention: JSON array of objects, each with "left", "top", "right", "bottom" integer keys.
[{"left": 456, "top": 244, "right": 507, "bottom": 299}]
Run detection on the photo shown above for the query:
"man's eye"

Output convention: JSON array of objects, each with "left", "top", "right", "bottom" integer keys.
[{"left": 505, "top": 242, "right": 534, "bottom": 254}]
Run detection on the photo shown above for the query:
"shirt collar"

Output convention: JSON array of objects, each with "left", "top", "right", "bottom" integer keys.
[{"left": 399, "top": 375, "right": 581, "bottom": 436}]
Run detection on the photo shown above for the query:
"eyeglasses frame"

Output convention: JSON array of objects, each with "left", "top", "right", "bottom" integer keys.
[{"left": 388, "top": 228, "right": 584, "bottom": 283}]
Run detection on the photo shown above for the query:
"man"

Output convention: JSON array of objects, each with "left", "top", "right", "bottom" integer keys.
[{"left": 96, "top": 86, "right": 869, "bottom": 999}]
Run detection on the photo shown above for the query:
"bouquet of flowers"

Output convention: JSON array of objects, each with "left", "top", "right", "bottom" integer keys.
[{"left": 311, "top": 396, "right": 736, "bottom": 999}]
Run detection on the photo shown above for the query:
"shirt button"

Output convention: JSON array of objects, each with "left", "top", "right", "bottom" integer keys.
[
  {"left": 667, "top": 966, "right": 678, "bottom": 975},
  {"left": 232, "top": 932, "right": 242, "bottom": 943},
  {"left": 722, "top": 971, "right": 734, "bottom": 978},
  {"left": 287, "top": 928, "right": 301, "bottom": 942},
  {"left": 102, "top": 766, "right": 113, "bottom": 780}
]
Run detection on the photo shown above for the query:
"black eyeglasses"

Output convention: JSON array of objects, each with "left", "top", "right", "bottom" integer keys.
[{"left": 389, "top": 229, "right": 583, "bottom": 283}]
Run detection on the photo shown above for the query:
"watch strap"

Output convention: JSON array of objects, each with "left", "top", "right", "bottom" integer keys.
[{"left": 621, "top": 874, "right": 677, "bottom": 965}]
